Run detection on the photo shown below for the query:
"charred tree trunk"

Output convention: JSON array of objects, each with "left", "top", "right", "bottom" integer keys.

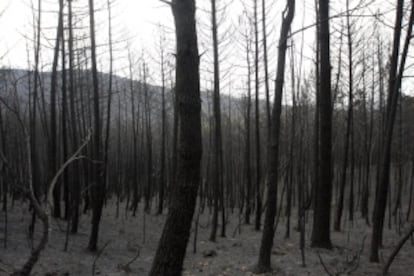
[
  {"left": 253, "top": 0, "right": 262, "bottom": 231},
  {"left": 209, "top": 0, "right": 225, "bottom": 242},
  {"left": 50, "top": 0, "right": 63, "bottom": 219},
  {"left": 28, "top": 0, "right": 42, "bottom": 237},
  {"left": 262, "top": 0, "right": 271, "bottom": 136},
  {"left": 157, "top": 42, "right": 167, "bottom": 215},
  {"left": 102, "top": 0, "right": 114, "bottom": 220},
  {"left": 87, "top": 0, "right": 105, "bottom": 252},
  {"left": 311, "top": 0, "right": 333, "bottom": 249},
  {"left": 128, "top": 50, "right": 140, "bottom": 216},
  {"left": 255, "top": 1, "right": 295, "bottom": 272},
  {"left": 334, "top": 0, "right": 354, "bottom": 231},
  {"left": 244, "top": 35, "right": 252, "bottom": 225},
  {"left": 149, "top": 0, "right": 201, "bottom": 274},
  {"left": 143, "top": 64, "right": 153, "bottom": 213},
  {"left": 370, "top": 0, "right": 413, "bottom": 262},
  {"left": 68, "top": 0, "right": 81, "bottom": 233}
]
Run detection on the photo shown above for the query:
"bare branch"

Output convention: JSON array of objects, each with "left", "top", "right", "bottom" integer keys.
[
  {"left": 47, "top": 130, "right": 92, "bottom": 212},
  {"left": 159, "top": 0, "right": 172, "bottom": 6}
]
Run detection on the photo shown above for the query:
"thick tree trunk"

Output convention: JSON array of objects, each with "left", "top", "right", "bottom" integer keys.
[
  {"left": 149, "top": 0, "right": 201, "bottom": 274},
  {"left": 311, "top": 0, "right": 333, "bottom": 249}
]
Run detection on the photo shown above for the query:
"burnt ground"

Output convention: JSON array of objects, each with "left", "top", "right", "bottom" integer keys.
[{"left": 1, "top": 200, "right": 414, "bottom": 275}]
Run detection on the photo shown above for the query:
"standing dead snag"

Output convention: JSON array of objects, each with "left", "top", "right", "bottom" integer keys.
[
  {"left": 209, "top": 0, "right": 225, "bottom": 242},
  {"left": 255, "top": 0, "right": 295, "bottom": 273},
  {"left": 311, "top": 0, "right": 333, "bottom": 249},
  {"left": 49, "top": 0, "right": 64, "bottom": 219},
  {"left": 28, "top": 0, "right": 42, "bottom": 238},
  {"left": 253, "top": 0, "right": 262, "bottom": 232},
  {"left": 370, "top": 0, "right": 414, "bottom": 262},
  {"left": 149, "top": 0, "right": 202, "bottom": 275},
  {"left": 87, "top": 0, "right": 105, "bottom": 252}
]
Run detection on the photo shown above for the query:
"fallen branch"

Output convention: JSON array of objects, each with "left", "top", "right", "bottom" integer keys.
[
  {"left": 47, "top": 131, "right": 92, "bottom": 211},
  {"left": 346, "top": 235, "right": 366, "bottom": 274},
  {"left": 118, "top": 246, "right": 141, "bottom": 273},
  {"left": 383, "top": 224, "right": 414, "bottom": 275},
  {"left": 0, "top": 259, "right": 13, "bottom": 275},
  {"left": 316, "top": 235, "right": 366, "bottom": 276},
  {"left": 92, "top": 240, "right": 111, "bottom": 276},
  {"left": 317, "top": 252, "right": 334, "bottom": 276}
]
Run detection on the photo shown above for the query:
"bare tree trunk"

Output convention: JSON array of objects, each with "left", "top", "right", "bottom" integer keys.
[
  {"left": 149, "top": 0, "right": 201, "bottom": 274},
  {"left": 28, "top": 0, "right": 42, "bottom": 237},
  {"left": 311, "top": 0, "right": 333, "bottom": 249},
  {"left": 244, "top": 34, "right": 252, "bottom": 225},
  {"left": 128, "top": 50, "right": 140, "bottom": 216},
  {"left": 0, "top": 109, "right": 7, "bottom": 249},
  {"left": 286, "top": 36, "right": 297, "bottom": 239},
  {"left": 209, "top": 0, "right": 225, "bottom": 242},
  {"left": 406, "top": 158, "right": 414, "bottom": 221},
  {"left": 334, "top": 0, "right": 354, "bottom": 231},
  {"left": 60, "top": 19, "right": 69, "bottom": 223},
  {"left": 370, "top": 0, "right": 413, "bottom": 262},
  {"left": 68, "top": 0, "right": 81, "bottom": 233},
  {"left": 361, "top": 45, "right": 375, "bottom": 224},
  {"left": 262, "top": 0, "right": 271, "bottom": 136},
  {"left": 143, "top": 63, "right": 153, "bottom": 213},
  {"left": 253, "top": 0, "right": 262, "bottom": 231},
  {"left": 87, "top": 0, "right": 105, "bottom": 252},
  {"left": 312, "top": 0, "right": 320, "bottom": 212},
  {"left": 102, "top": 0, "right": 114, "bottom": 221},
  {"left": 157, "top": 37, "right": 167, "bottom": 215},
  {"left": 255, "top": 1, "right": 295, "bottom": 272},
  {"left": 49, "top": 0, "right": 63, "bottom": 219}
]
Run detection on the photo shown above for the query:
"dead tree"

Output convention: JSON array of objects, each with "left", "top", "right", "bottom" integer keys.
[
  {"left": 370, "top": 0, "right": 414, "bottom": 262},
  {"left": 334, "top": 0, "right": 355, "bottom": 232},
  {"left": 102, "top": 0, "right": 114, "bottom": 222},
  {"left": 209, "top": 0, "right": 225, "bottom": 242},
  {"left": 149, "top": 0, "right": 202, "bottom": 274},
  {"left": 68, "top": 0, "right": 81, "bottom": 232},
  {"left": 255, "top": 0, "right": 295, "bottom": 272},
  {"left": 311, "top": 0, "right": 333, "bottom": 249},
  {"left": 28, "top": 0, "right": 42, "bottom": 237},
  {"left": 253, "top": 0, "right": 262, "bottom": 231},
  {"left": 87, "top": 0, "right": 105, "bottom": 252},
  {"left": 50, "top": 0, "right": 64, "bottom": 219},
  {"left": 157, "top": 30, "right": 167, "bottom": 215}
]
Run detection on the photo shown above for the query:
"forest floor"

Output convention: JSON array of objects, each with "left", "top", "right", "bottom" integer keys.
[{"left": 1, "top": 200, "right": 414, "bottom": 276}]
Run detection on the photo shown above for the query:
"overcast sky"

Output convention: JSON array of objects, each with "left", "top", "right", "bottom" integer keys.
[
  {"left": 0, "top": 0, "right": 404, "bottom": 97},
  {"left": 0, "top": 0, "right": 172, "bottom": 66}
]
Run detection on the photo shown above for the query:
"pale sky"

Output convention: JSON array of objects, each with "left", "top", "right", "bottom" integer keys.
[
  {"left": 0, "top": 0, "right": 403, "bottom": 98},
  {"left": 0, "top": 0, "right": 172, "bottom": 68}
]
